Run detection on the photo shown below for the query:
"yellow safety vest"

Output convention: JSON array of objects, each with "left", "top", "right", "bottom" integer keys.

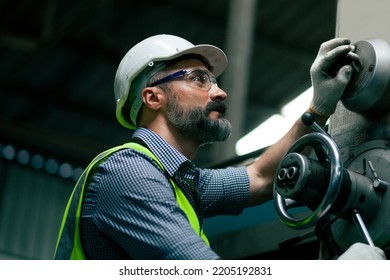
[{"left": 54, "top": 142, "right": 209, "bottom": 259}]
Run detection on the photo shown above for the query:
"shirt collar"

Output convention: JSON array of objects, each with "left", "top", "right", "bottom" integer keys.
[{"left": 131, "top": 127, "right": 195, "bottom": 177}]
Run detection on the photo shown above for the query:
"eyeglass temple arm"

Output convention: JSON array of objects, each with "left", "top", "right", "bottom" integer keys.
[{"left": 150, "top": 69, "right": 187, "bottom": 87}]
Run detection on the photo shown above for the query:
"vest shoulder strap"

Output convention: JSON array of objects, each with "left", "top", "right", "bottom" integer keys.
[{"left": 54, "top": 142, "right": 208, "bottom": 260}]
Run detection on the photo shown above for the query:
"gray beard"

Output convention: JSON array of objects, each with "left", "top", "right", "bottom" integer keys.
[{"left": 167, "top": 96, "right": 232, "bottom": 146}]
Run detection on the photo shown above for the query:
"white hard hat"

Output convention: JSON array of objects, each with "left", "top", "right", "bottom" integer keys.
[{"left": 114, "top": 34, "right": 228, "bottom": 130}]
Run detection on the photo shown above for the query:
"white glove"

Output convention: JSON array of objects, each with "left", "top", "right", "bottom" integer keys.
[
  {"left": 338, "top": 242, "right": 386, "bottom": 260},
  {"left": 309, "top": 38, "right": 356, "bottom": 116}
]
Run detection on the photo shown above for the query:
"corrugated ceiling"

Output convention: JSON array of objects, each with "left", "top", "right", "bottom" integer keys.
[{"left": 0, "top": 0, "right": 338, "bottom": 166}]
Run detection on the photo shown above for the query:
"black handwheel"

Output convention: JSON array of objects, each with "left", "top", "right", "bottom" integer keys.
[{"left": 273, "top": 132, "right": 343, "bottom": 229}]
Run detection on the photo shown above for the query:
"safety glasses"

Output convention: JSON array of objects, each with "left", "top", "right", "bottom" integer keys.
[{"left": 150, "top": 69, "right": 217, "bottom": 91}]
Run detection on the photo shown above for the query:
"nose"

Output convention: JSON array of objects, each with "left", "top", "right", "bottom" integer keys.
[{"left": 209, "top": 84, "right": 227, "bottom": 101}]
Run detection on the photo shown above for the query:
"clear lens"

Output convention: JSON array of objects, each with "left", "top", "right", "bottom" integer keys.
[
  {"left": 185, "top": 69, "right": 216, "bottom": 91},
  {"left": 151, "top": 69, "right": 217, "bottom": 91}
]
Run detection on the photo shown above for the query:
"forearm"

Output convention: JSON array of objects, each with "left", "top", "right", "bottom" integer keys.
[{"left": 245, "top": 38, "right": 355, "bottom": 207}]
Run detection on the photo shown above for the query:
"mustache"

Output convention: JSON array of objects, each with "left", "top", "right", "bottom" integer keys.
[{"left": 205, "top": 101, "right": 227, "bottom": 116}]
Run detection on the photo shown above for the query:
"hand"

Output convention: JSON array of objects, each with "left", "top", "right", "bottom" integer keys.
[
  {"left": 338, "top": 242, "right": 386, "bottom": 260},
  {"left": 310, "top": 38, "right": 356, "bottom": 116}
]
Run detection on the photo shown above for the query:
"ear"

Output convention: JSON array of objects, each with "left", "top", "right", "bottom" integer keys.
[{"left": 141, "top": 87, "right": 166, "bottom": 111}]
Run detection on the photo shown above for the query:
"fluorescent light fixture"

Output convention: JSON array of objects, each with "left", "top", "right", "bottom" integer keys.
[
  {"left": 281, "top": 87, "right": 313, "bottom": 118},
  {"left": 235, "top": 87, "right": 313, "bottom": 155}
]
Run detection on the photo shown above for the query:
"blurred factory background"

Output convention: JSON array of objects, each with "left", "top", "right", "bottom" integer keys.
[{"left": 0, "top": 0, "right": 338, "bottom": 259}]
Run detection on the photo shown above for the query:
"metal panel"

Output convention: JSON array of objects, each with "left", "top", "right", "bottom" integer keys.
[
  {"left": 0, "top": 161, "right": 73, "bottom": 259},
  {"left": 336, "top": 0, "right": 390, "bottom": 43}
]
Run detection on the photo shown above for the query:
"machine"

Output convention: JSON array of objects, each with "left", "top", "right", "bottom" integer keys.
[{"left": 273, "top": 38, "right": 390, "bottom": 259}]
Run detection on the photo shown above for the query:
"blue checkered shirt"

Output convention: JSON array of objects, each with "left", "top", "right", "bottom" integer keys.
[{"left": 80, "top": 127, "right": 249, "bottom": 259}]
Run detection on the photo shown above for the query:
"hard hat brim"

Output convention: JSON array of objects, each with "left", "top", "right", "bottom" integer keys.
[{"left": 162, "top": 44, "right": 228, "bottom": 77}]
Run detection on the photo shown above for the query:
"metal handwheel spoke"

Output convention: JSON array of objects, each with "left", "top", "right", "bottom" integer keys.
[{"left": 273, "top": 132, "right": 343, "bottom": 229}]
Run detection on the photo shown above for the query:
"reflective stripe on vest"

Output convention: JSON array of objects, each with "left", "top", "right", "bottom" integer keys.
[{"left": 54, "top": 142, "right": 209, "bottom": 259}]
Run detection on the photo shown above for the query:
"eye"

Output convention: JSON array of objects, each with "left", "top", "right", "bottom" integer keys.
[{"left": 188, "top": 70, "right": 209, "bottom": 85}]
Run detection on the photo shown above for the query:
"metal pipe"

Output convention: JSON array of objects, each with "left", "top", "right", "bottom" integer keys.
[{"left": 352, "top": 209, "right": 375, "bottom": 247}]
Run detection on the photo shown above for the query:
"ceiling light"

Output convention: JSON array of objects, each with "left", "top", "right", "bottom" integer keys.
[{"left": 235, "top": 87, "right": 313, "bottom": 155}]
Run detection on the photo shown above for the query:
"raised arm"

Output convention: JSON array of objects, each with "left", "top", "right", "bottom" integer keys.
[{"left": 246, "top": 38, "right": 356, "bottom": 206}]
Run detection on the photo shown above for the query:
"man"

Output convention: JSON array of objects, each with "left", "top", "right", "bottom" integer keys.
[{"left": 54, "top": 34, "right": 385, "bottom": 260}]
